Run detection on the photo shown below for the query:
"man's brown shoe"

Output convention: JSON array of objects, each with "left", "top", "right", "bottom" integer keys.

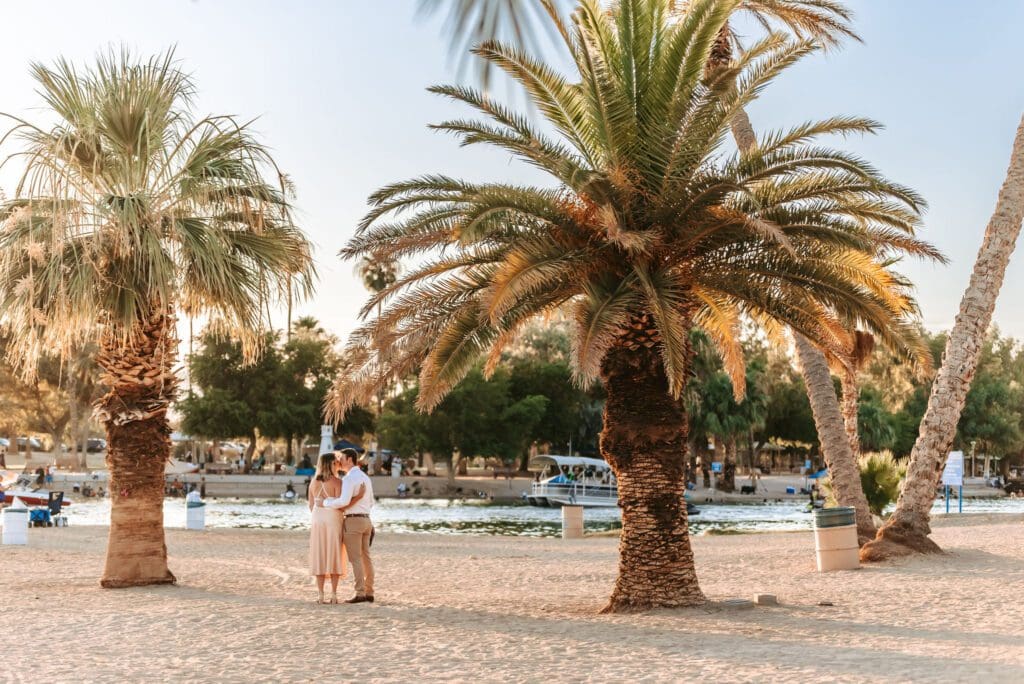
[
  {"left": 366, "top": 595, "right": 374, "bottom": 603},
  {"left": 345, "top": 596, "right": 370, "bottom": 604}
]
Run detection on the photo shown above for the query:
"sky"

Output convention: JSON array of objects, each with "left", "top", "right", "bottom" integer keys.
[{"left": 1, "top": 0, "right": 1023, "bottom": 345}]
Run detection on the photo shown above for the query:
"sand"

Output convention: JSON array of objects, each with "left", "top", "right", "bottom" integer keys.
[{"left": 3, "top": 514, "right": 1023, "bottom": 683}]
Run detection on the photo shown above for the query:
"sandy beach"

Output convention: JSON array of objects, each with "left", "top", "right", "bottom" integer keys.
[{"left": 3, "top": 515, "right": 1022, "bottom": 683}]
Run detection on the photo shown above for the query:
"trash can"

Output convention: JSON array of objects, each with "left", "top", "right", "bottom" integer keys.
[
  {"left": 186, "top": 501, "right": 206, "bottom": 531},
  {"left": 2, "top": 498, "right": 29, "bottom": 545},
  {"left": 561, "top": 505, "right": 584, "bottom": 539},
  {"left": 813, "top": 506, "right": 859, "bottom": 572}
]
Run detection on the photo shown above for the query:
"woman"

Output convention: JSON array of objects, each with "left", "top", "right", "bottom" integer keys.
[{"left": 308, "top": 452, "right": 362, "bottom": 604}]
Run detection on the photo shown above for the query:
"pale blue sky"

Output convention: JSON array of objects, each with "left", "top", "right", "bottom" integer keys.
[{"left": 1, "top": 1, "right": 1023, "bottom": 341}]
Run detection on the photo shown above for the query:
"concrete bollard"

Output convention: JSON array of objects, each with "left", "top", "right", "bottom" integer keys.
[
  {"left": 561, "top": 505, "right": 584, "bottom": 539},
  {"left": 2, "top": 498, "right": 29, "bottom": 545},
  {"left": 186, "top": 501, "right": 206, "bottom": 531}
]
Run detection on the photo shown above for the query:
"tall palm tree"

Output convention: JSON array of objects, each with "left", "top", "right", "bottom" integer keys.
[
  {"left": 700, "top": 0, "right": 945, "bottom": 544},
  {"left": 0, "top": 50, "right": 314, "bottom": 587},
  {"left": 428, "top": 0, "right": 897, "bottom": 544},
  {"left": 861, "top": 114, "right": 1024, "bottom": 561},
  {"left": 696, "top": 0, "right": 886, "bottom": 539},
  {"left": 330, "top": 0, "right": 931, "bottom": 611}
]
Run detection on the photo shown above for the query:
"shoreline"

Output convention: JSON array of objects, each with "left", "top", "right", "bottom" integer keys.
[{"left": 39, "top": 470, "right": 1013, "bottom": 503}]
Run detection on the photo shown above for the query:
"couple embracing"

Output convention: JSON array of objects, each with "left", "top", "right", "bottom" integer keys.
[{"left": 308, "top": 448, "right": 375, "bottom": 605}]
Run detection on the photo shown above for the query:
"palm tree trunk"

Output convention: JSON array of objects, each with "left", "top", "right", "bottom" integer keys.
[
  {"left": 840, "top": 369, "right": 861, "bottom": 456},
  {"left": 862, "top": 114, "right": 1024, "bottom": 561},
  {"left": 95, "top": 308, "right": 179, "bottom": 588},
  {"left": 720, "top": 436, "right": 737, "bottom": 492},
  {"left": 731, "top": 108, "right": 758, "bottom": 153},
  {"left": 600, "top": 339, "right": 703, "bottom": 613},
  {"left": 794, "top": 333, "right": 876, "bottom": 544}
]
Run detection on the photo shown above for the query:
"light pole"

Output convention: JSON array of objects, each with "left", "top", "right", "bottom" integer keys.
[{"left": 970, "top": 440, "right": 977, "bottom": 479}]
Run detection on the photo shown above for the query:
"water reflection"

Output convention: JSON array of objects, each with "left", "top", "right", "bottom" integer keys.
[{"left": 63, "top": 496, "right": 1024, "bottom": 538}]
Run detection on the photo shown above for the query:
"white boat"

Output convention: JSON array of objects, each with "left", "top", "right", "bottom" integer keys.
[
  {"left": 527, "top": 455, "right": 618, "bottom": 507},
  {"left": 0, "top": 474, "right": 72, "bottom": 508},
  {"left": 525, "top": 455, "right": 701, "bottom": 515},
  {"left": 165, "top": 458, "right": 199, "bottom": 475}
]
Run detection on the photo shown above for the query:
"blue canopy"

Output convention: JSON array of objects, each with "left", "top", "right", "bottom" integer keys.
[
  {"left": 807, "top": 468, "right": 829, "bottom": 479},
  {"left": 333, "top": 439, "right": 365, "bottom": 453}
]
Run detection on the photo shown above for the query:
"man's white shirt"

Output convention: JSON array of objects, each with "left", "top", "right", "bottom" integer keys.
[{"left": 323, "top": 467, "right": 375, "bottom": 515}]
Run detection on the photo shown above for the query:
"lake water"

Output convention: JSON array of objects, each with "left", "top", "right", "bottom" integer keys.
[{"left": 64, "top": 496, "right": 1024, "bottom": 537}]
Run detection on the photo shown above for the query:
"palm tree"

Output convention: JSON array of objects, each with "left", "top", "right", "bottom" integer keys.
[
  {"left": 698, "top": 0, "right": 947, "bottom": 544},
  {"left": 0, "top": 50, "right": 314, "bottom": 587},
  {"left": 330, "top": 0, "right": 931, "bottom": 611},
  {"left": 356, "top": 255, "right": 400, "bottom": 297},
  {"left": 861, "top": 114, "right": 1024, "bottom": 561},
  {"left": 426, "top": 0, "right": 900, "bottom": 544},
  {"left": 695, "top": 0, "right": 889, "bottom": 539}
]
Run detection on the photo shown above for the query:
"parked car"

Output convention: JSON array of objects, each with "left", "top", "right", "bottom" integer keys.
[
  {"left": 77, "top": 438, "right": 107, "bottom": 453},
  {"left": 16, "top": 436, "right": 45, "bottom": 451}
]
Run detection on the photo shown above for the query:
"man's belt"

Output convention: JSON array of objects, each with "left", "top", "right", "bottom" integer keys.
[{"left": 346, "top": 513, "right": 370, "bottom": 518}]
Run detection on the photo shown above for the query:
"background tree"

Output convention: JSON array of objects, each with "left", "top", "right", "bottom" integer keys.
[
  {"left": 0, "top": 51, "right": 315, "bottom": 587},
  {"left": 356, "top": 255, "right": 399, "bottom": 457},
  {"left": 180, "top": 319, "right": 347, "bottom": 466},
  {"left": 265, "top": 317, "right": 348, "bottom": 462},
  {"left": 180, "top": 331, "right": 280, "bottom": 466},
  {"left": 378, "top": 365, "right": 548, "bottom": 482},
  {"left": 689, "top": 331, "right": 768, "bottom": 491},
  {"left": 954, "top": 331, "right": 1024, "bottom": 470},
  {"left": 0, "top": 335, "right": 100, "bottom": 458}
]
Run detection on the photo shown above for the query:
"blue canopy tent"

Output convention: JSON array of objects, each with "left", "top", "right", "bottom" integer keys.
[
  {"left": 807, "top": 468, "right": 829, "bottom": 479},
  {"left": 333, "top": 439, "right": 365, "bottom": 454}
]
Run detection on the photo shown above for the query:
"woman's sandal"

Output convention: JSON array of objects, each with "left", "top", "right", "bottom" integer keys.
[
  {"left": 329, "top": 593, "right": 338, "bottom": 604},
  {"left": 315, "top": 591, "right": 326, "bottom": 604}
]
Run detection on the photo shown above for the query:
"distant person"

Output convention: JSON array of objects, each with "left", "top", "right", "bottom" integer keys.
[
  {"left": 0, "top": 444, "right": 6, "bottom": 469},
  {"left": 35, "top": 467, "right": 45, "bottom": 487},
  {"left": 397, "top": 482, "right": 408, "bottom": 498},
  {"left": 46, "top": 465, "right": 55, "bottom": 486},
  {"left": 200, "top": 477, "right": 207, "bottom": 498}
]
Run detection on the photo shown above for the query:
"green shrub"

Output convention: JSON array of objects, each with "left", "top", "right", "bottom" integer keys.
[
  {"left": 821, "top": 450, "right": 906, "bottom": 517},
  {"left": 858, "top": 451, "right": 906, "bottom": 516}
]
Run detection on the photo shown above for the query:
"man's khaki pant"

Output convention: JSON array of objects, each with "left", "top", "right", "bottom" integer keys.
[{"left": 342, "top": 516, "right": 374, "bottom": 596}]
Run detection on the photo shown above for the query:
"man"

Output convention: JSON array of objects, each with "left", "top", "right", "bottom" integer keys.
[{"left": 323, "top": 448, "right": 375, "bottom": 603}]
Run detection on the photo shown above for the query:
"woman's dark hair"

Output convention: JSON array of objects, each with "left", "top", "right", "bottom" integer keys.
[{"left": 314, "top": 453, "right": 336, "bottom": 482}]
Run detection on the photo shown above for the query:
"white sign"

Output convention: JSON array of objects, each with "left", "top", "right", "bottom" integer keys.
[{"left": 941, "top": 451, "right": 964, "bottom": 487}]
